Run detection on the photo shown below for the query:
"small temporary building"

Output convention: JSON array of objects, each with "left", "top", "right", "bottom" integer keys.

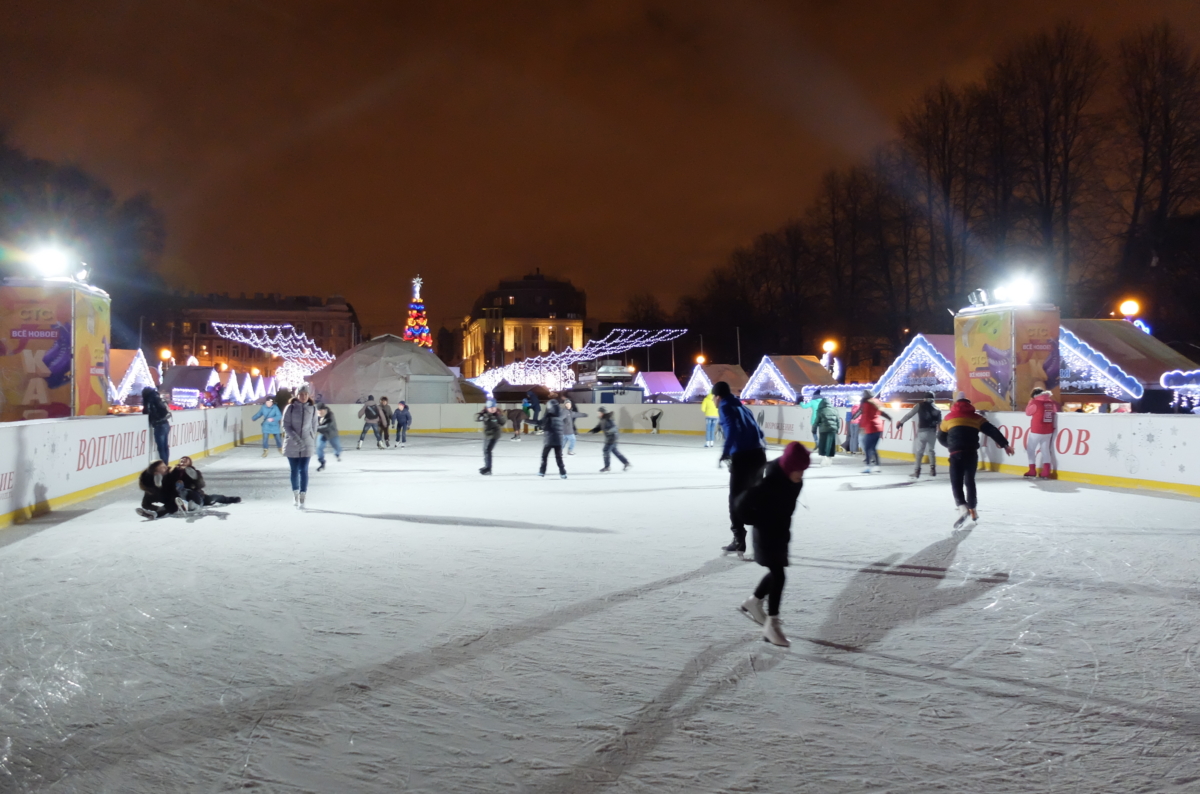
[
  {"left": 305, "top": 334, "right": 464, "bottom": 404},
  {"left": 680, "top": 364, "right": 749, "bottom": 402},
  {"left": 107, "top": 349, "right": 158, "bottom": 405},
  {"left": 872, "top": 334, "right": 957, "bottom": 401},
  {"left": 160, "top": 366, "right": 220, "bottom": 408},
  {"left": 633, "top": 371, "right": 684, "bottom": 400},
  {"left": 741, "top": 355, "right": 837, "bottom": 403}
]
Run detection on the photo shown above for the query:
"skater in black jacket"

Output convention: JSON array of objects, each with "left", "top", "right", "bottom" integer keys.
[
  {"left": 476, "top": 404, "right": 506, "bottom": 474},
  {"left": 937, "top": 398, "right": 1014, "bottom": 527},
  {"left": 136, "top": 460, "right": 184, "bottom": 519},
  {"left": 734, "top": 442, "right": 810, "bottom": 647},
  {"left": 588, "top": 406, "right": 630, "bottom": 472},
  {"left": 168, "top": 456, "right": 242, "bottom": 508},
  {"left": 538, "top": 397, "right": 568, "bottom": 478}
]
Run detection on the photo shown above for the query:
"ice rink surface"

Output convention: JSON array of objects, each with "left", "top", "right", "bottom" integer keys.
[{"left": 4, "top": 432, "right": 1200, "bottom": 793}]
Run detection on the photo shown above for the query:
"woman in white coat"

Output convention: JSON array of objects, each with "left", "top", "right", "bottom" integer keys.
[{"left": 282, "top": 384, "right": 319, "bottom": 509}]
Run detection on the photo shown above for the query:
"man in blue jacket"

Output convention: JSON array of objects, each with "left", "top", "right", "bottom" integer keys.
[
  {"left": 251, "top": 397, "right": 283, "bottom": 458},
  {"left": 713, "top": 380, "right": 767, "bottom": 556}
]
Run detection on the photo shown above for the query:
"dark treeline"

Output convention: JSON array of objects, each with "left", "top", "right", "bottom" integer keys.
[
  {"left": 0, "top": 137, "right": 167, "bottom": 349},
  {"left": 645, "top": 22, "right": 1200, "bottom": 373}
]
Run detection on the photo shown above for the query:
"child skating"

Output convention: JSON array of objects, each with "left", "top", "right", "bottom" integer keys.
[
  {"left": 937, "top": 397, "right": 1014, "bottom": 528},
  {"left": 588, "top": 406, "right": 630, "bottom": 472},
  {"left": 734, "top": 442, "right": 810, "bottom": 647}
]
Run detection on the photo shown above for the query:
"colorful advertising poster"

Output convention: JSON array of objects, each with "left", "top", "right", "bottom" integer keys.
[
  {"left": 1013, "top": 307, "right": 1061, "bottom": 405},
  {"left": 954, "top": 310, "right": 1013, "bottom": 411},
  {"left": 73, "top": 288, "right": 111, "bottom": 416},
  {"left": 0, "top": 285, "right": 74, "bottom": 422}
]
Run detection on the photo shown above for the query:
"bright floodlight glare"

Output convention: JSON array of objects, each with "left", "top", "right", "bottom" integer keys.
[
  {"left": 996, "top": 278, "right": 1035, "bottom": 305},
  {"left": 160, "top": 348, "right": 173, "bottom": 361},
  {"left": 822, "top": 340, "right": 837, "bottom": 353},
  {"left": 30, "top": 246, "right": 72, "bottom": 276},
  {"left": 1119, "top": 299, "right": 1140, "bottom": 317},
  {"left": 696, "top": 354, "right": 706, "bottom": 364}
]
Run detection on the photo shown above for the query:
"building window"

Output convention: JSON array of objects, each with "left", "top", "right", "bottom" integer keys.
[
  {"left": 182, "top": 322, "right": 193, "bottom": 335},
  {"left": 508, "top": 296, "right": 515, "bottom": 305},
  {"left": 549, "top": 298, "right": 554, "bottom": 306},
  {"left": 232, "top": 345, "right": 241, "bottom": 357},
  {"left": 511, "top": 326, "right": 522, "bottom": 352},
  {"left": 549, "top": 312, "right": 556, "bottom": 319},
  {"left": 547, "top": 326, "right": 557, "bottom": 352},
  {"left": 216, "top": 343, "right": 225, "bottom": 357}
]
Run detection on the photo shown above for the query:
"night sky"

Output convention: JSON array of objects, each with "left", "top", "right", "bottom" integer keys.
[{"left": 3, "top": 1, "right": 1197, "bottom": 336}]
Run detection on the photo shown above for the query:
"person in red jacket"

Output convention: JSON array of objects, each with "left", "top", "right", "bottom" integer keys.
[
  {"left": 1024, "top": 388, "right": 1060, "bottom": 479},
  {"left": 850, "top": 390, "right": 893, "bottom": 474}
]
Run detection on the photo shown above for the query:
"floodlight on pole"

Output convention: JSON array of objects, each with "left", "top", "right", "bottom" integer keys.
[
  {"left": 993, "top": 277, "right": 1036, "bottom": 305},
  {"left": 822, "top": 340, "right": 837, "bottom": 354},
  {"left": 159, "top": 348, "right": 173, "bottom": 361},
  {"left": 29, "top": 246, "right": 73, "bottom": 277},
  {"left": 1119, "top": 299, "right": 1140, "bottom": 318},
  {"left": 696, "top": 354, "right": 706, "bottom": 365}
]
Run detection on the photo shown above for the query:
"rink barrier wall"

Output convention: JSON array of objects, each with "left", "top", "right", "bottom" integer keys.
[
  {"left": 239, "top": 403, "right": 1200, "bottom": 498},
  {"left": 0, "top": 406, "right": 246, "bottom": 530}
]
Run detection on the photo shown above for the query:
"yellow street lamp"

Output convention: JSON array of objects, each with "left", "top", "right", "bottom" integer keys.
[
  {"left": 822, "top": 340, "right": 837, "bottom": 354},
  {"left": 696, "top": 354, "right": 706, "bottom": 365},
  {"left": 1119, "top": 299, "right": 1140, "bottom": 318},
  {"left": 159, "top": 348, "right": 173, "bottom": 361}
]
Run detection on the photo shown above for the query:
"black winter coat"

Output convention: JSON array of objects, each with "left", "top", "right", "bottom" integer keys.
[
  {"left": 733, "top": 461, "right": 802, "bottom": 568},
  {"left": 142, "top": 389, "right": 170, "bottom": 426},
  {"left": 138, "top": 469, "right": 172, "bottom": 503},
  {"left": 476, "top": 410, "right": 505, "bottom": 440},
  {"left": 541, "top": 400, "right": 564, "bottom": 445},
  {"left": 317, "top": 408, "right": 339, "bottom": 439},
  {"left": 588, "top": 414, "right": 620, "bottom": 440}
]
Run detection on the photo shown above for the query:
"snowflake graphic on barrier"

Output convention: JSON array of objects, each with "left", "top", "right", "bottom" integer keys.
[{"left": 1105, "top": 441, "right": 1121, "bottom": 459}]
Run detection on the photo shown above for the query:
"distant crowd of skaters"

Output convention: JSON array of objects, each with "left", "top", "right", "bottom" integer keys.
[{"left": 132, "top": 379, "right": 1061, "bottom": 649}]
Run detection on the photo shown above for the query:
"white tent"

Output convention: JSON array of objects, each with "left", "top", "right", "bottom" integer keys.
[{"left": 305, "top": 334, "right": 464, "bottom": 404}]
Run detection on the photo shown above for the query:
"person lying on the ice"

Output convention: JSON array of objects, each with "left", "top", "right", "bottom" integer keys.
[
  {"left": 168, "top": 456, "right": 242, "bottom": 509},
  {"left": 136, "top": 460, "right": 183, "bottom": 520}
]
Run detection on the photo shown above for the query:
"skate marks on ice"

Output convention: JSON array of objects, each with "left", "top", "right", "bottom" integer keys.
[
  {"left": 307, "top": 509, "right": 616, "bottom": 534},
  {"left": 814, "top": 533, "right": 1008, "bottom": 651},
  {"left": 525, "top": 638, "right": 783, "bottom": 794},
  {"left": 4, "top": 558, "right": 743, "bottom": 787}
]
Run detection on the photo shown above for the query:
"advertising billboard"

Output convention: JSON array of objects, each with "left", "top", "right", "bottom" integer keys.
[
  {"left": 1013, "top": 307, "right": 1060, "bottom": 405},
  {"left": 73, "top": 288, "right": 111, "bottom": 416},
  {"left": 954, "top": 310, "right": 1013, "bottom": 411},
  {"left": 0, "top": 285, "right": 74, "bottom": 421}
]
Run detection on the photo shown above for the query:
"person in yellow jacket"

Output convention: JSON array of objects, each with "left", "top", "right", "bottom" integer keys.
[{"left": 701, "top": 390, "right": 720, "bottom": 447}]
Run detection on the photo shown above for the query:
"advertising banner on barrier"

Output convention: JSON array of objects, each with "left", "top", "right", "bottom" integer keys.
[{"left": 0, "top": 285, "right": 74, "bottom": 421}]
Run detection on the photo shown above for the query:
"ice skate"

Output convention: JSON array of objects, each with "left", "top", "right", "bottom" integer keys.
[
  {"left": 862, "top": 466, "right": 872, "bottom": 474},
  {"left": 872, "top": 465, "right": 882, "bottom": 473},
  {"left": 261, "top": 449, "right": 268, "bottom": 458},
  {"left": 1023, "top": 464, "right": 1037, "bottom": 478},
  {"left": 567, "top": 450, "right": 575, "bottom": 455},
  {"left": 278, "top": 448, "right": 285, "bottom": 456},
  {"left": 599, "top": 466, "right": 611, "bottom": 472},
  {"left": 479, "top": 467, "right": 491, "bottom": 475},
  {"left": 968, "top": 507, "right": 978, "bottom": 524},
  {"left": 623, "top": 462, "right": 631, "bottom": 471},
  {"left": 739, "top": 596, "right": 767, "bottom": 626},
  {"left": 929, "top": 466, "right": 936, "bottom": 477},
  {"left": 538, "top": 471, "right": 545, "bottom": 477},
  {"left": 229, "top": 497, "right": 242, "bottom": 504},
  {"left": 175, "top": 497, "right": 190, "bottom": 513},
  {"left": 401, "top": 443, "right": 405, "bottom": 448},
  {"left": 356, "top": 440, "right": 362, "bottom": 450},
  {"left": 293, "top": 490, "right": 301, "bottom": 509},
  {"left": 953, "top": 505, "right": 969, "bottom": 529},
  {"left": 376, "top": 440, "right": 383, "bottom": 449},
  {"left": 910, "top": 469, "right": 921, "bottom": 479},
  {"left": 721, "top": 537, "right": 746, "bottom": 556},
  {"left": 189, "top": 501, "right": 202, "bottom": 511},
  {"left": 336, "top": 454, "right": 342, "bottom": 462},
  {"left": 317, "top": 461, "right": 326, "bottom": 472},
  {"left": 298, "top": 492, "right": 306, "bottom": 510},
  {"left": 135, "top": 507, "right": 156, "bottom": 520},
  {"left": 763, "top": 616, "right": 790, "bottom": 647},
  {"left": 560, "top": 473, "right": 568, "bottom": 479},
  {"left": 1039, "top": 463, "right": 1052, "bottom": 479}
]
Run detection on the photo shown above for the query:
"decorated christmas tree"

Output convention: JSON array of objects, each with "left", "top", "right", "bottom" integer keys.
[{"left": 404, "top": 275, "right": 433, "bottom": 348}]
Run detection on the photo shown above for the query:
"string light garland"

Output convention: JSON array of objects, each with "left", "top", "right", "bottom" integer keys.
[
  {"left": 799, "top": 383, "right": 876, "bottom": 408},
  {"left": 1161, "top": 370, "right": 1200, "bottom": 408},
  {"left": 211, "top": 322, "right": 335, "bottom": 389},
  {"left": 872, "top": 334, "right": 957, "bottom": 400},
  {"left": 741, "top": 358, "right": 800, "bottom": 403},
  {"left": 403, "top": 276, "right": 433, "bottom": 349},
  {"left": 107, "top": 349, "right": 157, "bottom": 404},
  {"left": 680, "top": 364, "right": 714, "bottom": 402},
  {"left": 1058, "top": 327, "right": 1144, "bottom": 401},
  {"left": 470, "top": 328, "right": 686, "bottom": 393}
]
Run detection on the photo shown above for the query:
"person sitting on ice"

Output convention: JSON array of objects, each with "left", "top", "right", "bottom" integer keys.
[
  {"left": 1024, "top": 387, "right": 1060, "bottom": 479},
  {"left": 937, "top": 397, "right": 1014, "bottom": 528},
  {"left": 588, "top": 405, "right": 631, "bottom": 472},
  {"left": 168, "top": 456, "right": 242, "bottom": 509},
  {"left": 735, "top": 441, "right": 810, "bottom": 647},
  {"left": 136, "top": 460, "right": 186, "bottom": 520}
]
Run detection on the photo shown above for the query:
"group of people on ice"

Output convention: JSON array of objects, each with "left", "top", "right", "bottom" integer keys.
[{"left": 473, "top": 392, "right": 630, "bottom": 477}]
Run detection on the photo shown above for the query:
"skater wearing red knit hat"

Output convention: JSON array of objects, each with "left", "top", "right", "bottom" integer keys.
[{"left": 734, "top": 441, "right": 810, "bottom": 647}]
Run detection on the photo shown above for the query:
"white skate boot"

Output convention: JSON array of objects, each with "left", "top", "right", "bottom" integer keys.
[
  {"left": 763, "top": 616, "right": 790, "bottom": 647},
  {"left": 738, "top": 596, "right": 766, "bottom": 625}
]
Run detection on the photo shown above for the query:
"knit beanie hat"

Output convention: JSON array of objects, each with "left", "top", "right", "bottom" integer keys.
[{"left": 778, "top": 442, "right": 811, "bottom": 475}]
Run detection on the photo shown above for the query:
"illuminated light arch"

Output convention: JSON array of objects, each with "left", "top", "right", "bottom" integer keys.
[
  {"left": 211, "top": 323, "right": 335, "bottom": 389},
  {"left": 469, "top": 328, "right": 686, "bottom": 393},
  {"left": 107, "top": 349, "right": 157, "bottom": 404},
  {"left": 680, "top": 365, "right": 714, "bottom": 402},
  {"left": 742, "top": 358, "right": 798, "bottom": 403},
  {"left": 1160, "top": 369, "right": 1200, "bottom": 407},
  {"left": 799, "top": 383, "right": 876, "bottom": 408}
]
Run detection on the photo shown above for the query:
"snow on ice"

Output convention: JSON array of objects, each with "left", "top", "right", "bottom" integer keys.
[{"left": 2, "top": 433, "right": 1200, "bottom": 792}]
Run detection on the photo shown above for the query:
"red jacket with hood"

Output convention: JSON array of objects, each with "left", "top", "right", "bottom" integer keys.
[{"left": 1025, "top": 393, "right": 1060, "bottom": 434}]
